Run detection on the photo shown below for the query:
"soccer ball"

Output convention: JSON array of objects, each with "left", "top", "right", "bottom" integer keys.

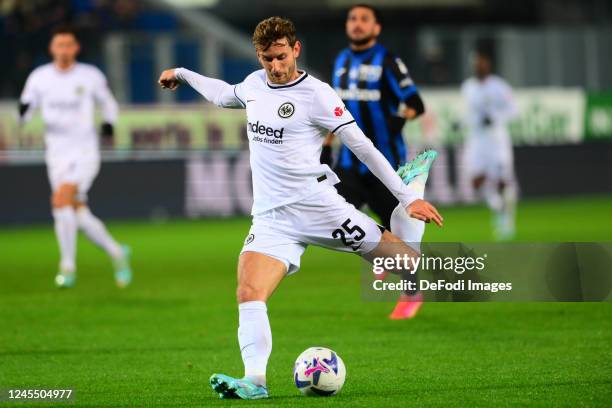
[{"left": 293, "top": 347, "right": 346, "bottom": 396}]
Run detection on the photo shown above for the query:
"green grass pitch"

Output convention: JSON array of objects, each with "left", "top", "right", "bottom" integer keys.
[{"left": 1, "top": 195, "right": 611, "bottom": 407}]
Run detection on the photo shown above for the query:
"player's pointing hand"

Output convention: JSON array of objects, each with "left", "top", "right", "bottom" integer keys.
[
  {"left": 406, "top": 199, "right": 443, "bottom": 227},
  {"left": 158, "top": 69, "right": 180, "bottom": 91}
]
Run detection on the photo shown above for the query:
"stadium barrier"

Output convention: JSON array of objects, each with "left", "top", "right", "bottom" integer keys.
[{"left": 1, "top": 142, "right": 611, "bottom": 224}]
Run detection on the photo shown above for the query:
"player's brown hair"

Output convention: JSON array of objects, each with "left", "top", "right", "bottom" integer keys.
[
  {"left": 252, "top": 17, "right": 297, "bottom": 51},
  {"left": 51, "top": 24, "right": 79, "bottom": 42}
]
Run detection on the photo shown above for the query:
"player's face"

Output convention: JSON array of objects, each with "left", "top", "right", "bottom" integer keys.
[
  {"left": 257, "top": 38, "right": 302, "bottom": 84},
  {"left": 49, "top": 34, "right": 80, "bottom": 68},
  {"left": 474, "top": 54, "right": 492, "bottom": 78},
  {"left": 346, "top": 7, "right": 380, "bottom": 46}
]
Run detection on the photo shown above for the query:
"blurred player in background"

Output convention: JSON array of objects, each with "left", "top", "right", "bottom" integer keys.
[
  {"left": 159, "top": 16, "right": 442, "bottom": 400},
  {"left": 19, "top": 26, "right": 132, "bottom": 288},
  {"left": 322, "top": 4, "right": 428, "bottom": 319},
  {"left": 461, "top": 47, "right": 519, "bottom": 240}
]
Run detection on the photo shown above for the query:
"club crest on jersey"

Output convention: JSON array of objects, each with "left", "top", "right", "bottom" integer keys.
[
  {"left": 75, "top": 85, "right": 85, "bottom": 96},
  {"left": 278, "top": 102, "right": 295, "bottom": 118}
]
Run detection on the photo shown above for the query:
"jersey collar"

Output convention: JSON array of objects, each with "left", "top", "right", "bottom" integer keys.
[{"left": 266, "top": 71, "right": 308, "bottom": 89}]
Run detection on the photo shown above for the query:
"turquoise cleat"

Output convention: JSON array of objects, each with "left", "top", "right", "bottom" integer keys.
[
  {"left": 55, "top": 272, "right": 76, "bottom": 288},
  {"left": 113, "top": 245, "right": 132, "bottom": 288},
  {"left": 396, "top": 149, "right": 438, "bottom": 185},
  {"left": 209, "top": 374, "right": 269, "bottom": 400}
]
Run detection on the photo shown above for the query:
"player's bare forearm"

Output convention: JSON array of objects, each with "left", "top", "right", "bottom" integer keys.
[{"left": 158, "top": 69, "right": 180, "bottom": 91}]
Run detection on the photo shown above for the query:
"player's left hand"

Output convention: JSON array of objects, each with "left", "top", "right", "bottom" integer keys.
[
  {"left": 406, "top": 199, "right": 443, "bottom": 227},
  {"left": 158, "top": 69, "right": 180, "bottom": 90},
  {"left": 100, "top": 122, "right": 114, "bottom": 147}
]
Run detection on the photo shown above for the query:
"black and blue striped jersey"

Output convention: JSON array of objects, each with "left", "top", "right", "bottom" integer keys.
[{"left": 332, "top": 43, "right": 423, "bottom": 174}]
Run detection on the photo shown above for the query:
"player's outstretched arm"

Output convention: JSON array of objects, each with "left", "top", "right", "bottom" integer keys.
[
  {"left": 158, "top": 68, "right": 245, "bottom": 109},
  {"left": 93, "top": 70, "right": 119, "bottom": 146},
  {"left": 336, "top": 123, "right": 442, "bottom": 226}
]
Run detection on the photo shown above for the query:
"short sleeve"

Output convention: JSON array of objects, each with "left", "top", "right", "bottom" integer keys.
[
  {"left": 309, "top": 83, "right": 355, "bottom": 134},
  {"left": 384, "top": 53, "right": 418, "bottom": 101}
]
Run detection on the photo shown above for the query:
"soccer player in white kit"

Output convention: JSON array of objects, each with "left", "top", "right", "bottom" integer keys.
[
  {"left": 19, "top": 26, "right": 132, "bottom": 288},
  {"left": 159, "top": 17, "right": 442, "bottom": 400},
  {"left": 461, "top": 48, "right": 519, "bottom": 240}
]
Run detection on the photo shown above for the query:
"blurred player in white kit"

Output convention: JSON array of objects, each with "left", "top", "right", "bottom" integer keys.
[
  {"left": 461, "top": 47, "right": 519, "bottom": 240},
  {"left": 18, "top": 26, "right": 132, "bottom": 288}
]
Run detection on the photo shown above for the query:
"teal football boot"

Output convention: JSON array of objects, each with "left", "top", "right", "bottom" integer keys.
[
  {"left": 55, "top": 272, "right": 76, "bottom": 288},
  {"left": 396, "top": 149, "right": 438, "bottom": 185},
  {"left": 209, "top": 374, "right": 269, "bottom": 400},
  {"left": 113, "top": 245, "right": 132, "bottom": 288}
]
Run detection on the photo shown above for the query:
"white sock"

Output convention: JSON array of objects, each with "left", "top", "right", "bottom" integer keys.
[
  {"left": 502, "top": 183, "right": 517, "bottom": 216},
  {"left": 391, "top": 172, "right": 427, "bottom": 253},
  {"left": 501, "top": 183, "right": 517, "bottom": 233},
  {"left": 483, "top": 182, "right": 503, "bottom": 213},
  {"left": 238, "top": 301, "right": 271, "bottom": 386},
  {"left": 76, "top": 207, "right": 123, "bottom": 260},
  {"left": 391, "top": 205, "right": 426, "bottom": 253},
  {"left": 52, "top": 207, "right": 78, "bottom": 274}
]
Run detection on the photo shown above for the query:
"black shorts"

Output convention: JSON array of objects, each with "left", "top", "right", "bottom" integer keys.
[{"left": 333, "top": 167, "right": 398, "bottom": 230}]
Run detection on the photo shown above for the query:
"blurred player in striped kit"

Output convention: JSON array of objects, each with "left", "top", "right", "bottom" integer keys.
[
  {"left": 18, "top": 26, "right": 132, "bottom": 288},
  {"left": 322, "top": 4, "right": 428, "bottom": 319}
]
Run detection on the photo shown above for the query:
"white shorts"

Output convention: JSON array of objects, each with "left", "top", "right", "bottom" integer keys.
[
  {"left": 46, "top": 151, "right": 100, "bottom": 202},
  {"left": 464, "top": 137, "right": 514, "bottom": 182},
  {"left": 240, "top": 185, "right": 384, "bottom": 274}
]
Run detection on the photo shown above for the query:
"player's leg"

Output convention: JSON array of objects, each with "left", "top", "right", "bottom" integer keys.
[
  {"left": 73, "top": 154, "right": 132, "bottom": 286},
  {"left": 51, "top": 183, "right": 79, "bottom": 287},
  {"left": 387, "top": 150, "right": 438, "bottom": 318},
  {"left": 211, "top": 218, "right": 305, "bottom": 400},
  {"left": 74, "top": 203, "right": 122, "bottom": 259},
  {"left": 466, "top": 139, "right": 503, "bottom": 214},
  {"left": 365, "top": 171, "right": 424, "bottom": 318},
  {"left": 493, "top": 150, "right": 518, "bottom": 240},
  {"left": 299, "top": 185, "right": 424, "bottom": 309},
  {"left": 392, "top": 150, "right": 438, "bottom": 252},
  {"left": 237, "top": 252, "right": 286, "bottom": 381},
  {"left": 74, "top": 203, "right": 131, "bottom": 287},
  {"left": 364, "top": 229, "right": 420, "bottom": 262},
  {"left": 210, "top": 252, "right": 286, "bottom": 400},
  {"left": 363, "top": 229, "right": 422, "bottom": 305}
]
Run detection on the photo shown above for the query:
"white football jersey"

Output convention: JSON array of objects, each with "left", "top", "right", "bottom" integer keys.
[
  {"left": 20, "top": 63, "right": 118, "bottom": 158},
  {"left": 461, "top": 75, "right": 518, "bottom": 143},
  {"left": 234, "top": 70, "right": 355, "bottom": 215}
]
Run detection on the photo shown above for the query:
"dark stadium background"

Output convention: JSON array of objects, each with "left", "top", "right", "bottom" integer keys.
[{"left": 1, "top": 0, "right": 611, "bottom": 221}]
